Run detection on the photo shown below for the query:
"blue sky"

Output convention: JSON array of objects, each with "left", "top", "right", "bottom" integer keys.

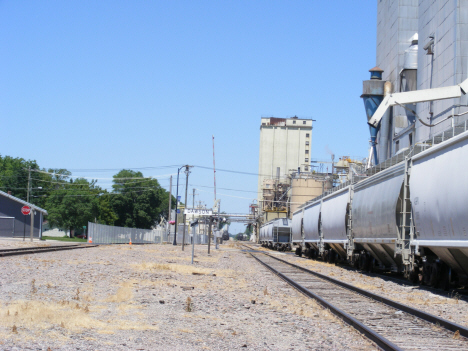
[{"left": 0, "top": 1, "right": 377, "bottom": 233}]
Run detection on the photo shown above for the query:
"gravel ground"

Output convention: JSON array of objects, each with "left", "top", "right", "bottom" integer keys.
[
  {"left": 0, "top": 241, "right": 376, "bottom": 350},
  {"left": 258, "top": 245, "right": 468, "bottom": 328}
]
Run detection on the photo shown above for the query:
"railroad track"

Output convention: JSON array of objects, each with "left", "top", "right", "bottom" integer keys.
[
  {"left": 241, "top": 244, "right": 468, "bottom": 351},
  {"left": 0, "top": 244, "right": 98, "bottom": 257}
]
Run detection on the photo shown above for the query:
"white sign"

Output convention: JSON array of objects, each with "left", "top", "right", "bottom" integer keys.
[{"left": 184, "top": 208, "right": 213, "bottom": 216}]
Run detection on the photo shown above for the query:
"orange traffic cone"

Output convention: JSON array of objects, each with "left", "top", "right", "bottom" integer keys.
[
  {"left": 129, "top": 238, "right": 132, "bottom": 245},
  {"left": 89, "top": 237, "right": 93, "bottom": 244}
]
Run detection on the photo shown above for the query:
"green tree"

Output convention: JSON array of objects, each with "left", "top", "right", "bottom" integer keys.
[
  {"left": 97, "top": 193, "right": 118, "bottom": 225},
  {"left": 45, "top": 178, "right": 102, "bottom": 235},
  {"left": 0, "top": 155, "right": 39, "bottom": 201},
  {"left": 110, "top": 170, "right": 168, "bottom": 229}
]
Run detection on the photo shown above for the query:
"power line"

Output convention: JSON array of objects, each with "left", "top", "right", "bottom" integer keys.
[
  {"left": 189, "top": 183, "right": 257, "bottom": 194},
  {"left": 30, "top": 169, "right": 176, "bottom": 180},
  {"left": 56, "top": 165, "right": 182, "bottom": 172}
]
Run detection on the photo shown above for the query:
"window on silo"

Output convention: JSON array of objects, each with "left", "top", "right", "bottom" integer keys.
[
  {"left": 305, "top": 141, "right": 309, "bottom": 146},
  {"left": 293, "top": 120, "right": 296, "bottom": 124},
  {"left": 305, "top": 150, "right": 309, "bottom": 154},
  {"left": 303, "top": 121, "right": 306, "bottom": 124},
  {"left": 305, "top": 158, "right": 309, "bottom": 163},
  {"left": 306, "top": 133, "right": 310, "bottom": 138}
]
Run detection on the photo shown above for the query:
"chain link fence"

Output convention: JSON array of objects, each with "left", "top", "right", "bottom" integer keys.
[
  {"left": 88, "top": 222, "right": 167, "bottom": 244},
  {"left": 88, "top": 222, "right": 209, "bottom": 245}
]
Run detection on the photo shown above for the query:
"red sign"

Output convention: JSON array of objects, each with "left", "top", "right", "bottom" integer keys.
[{"left": 21, "top": 206, "right": 31, "bottom": 215}]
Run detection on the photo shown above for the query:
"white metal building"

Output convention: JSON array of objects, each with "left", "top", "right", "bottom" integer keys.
[{"left": 373, "top": 0, "right": 468, "bottom": 161}]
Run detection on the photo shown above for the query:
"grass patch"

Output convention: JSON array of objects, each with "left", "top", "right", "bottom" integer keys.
[{"left": 42, "top": 236, "right": 87, "bottom": 242}]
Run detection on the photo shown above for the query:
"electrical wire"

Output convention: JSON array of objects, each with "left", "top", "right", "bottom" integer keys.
[{"left": 30, "top": 169, "right": 176, "bottom": 180}]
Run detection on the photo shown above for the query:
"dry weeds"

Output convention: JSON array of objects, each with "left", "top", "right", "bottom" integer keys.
[{"left": 133, "top": 262, "right": 234, "bottom": 277}]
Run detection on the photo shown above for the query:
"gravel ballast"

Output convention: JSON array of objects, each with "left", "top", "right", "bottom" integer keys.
[
  {"left": 0, "top": 242, "right": 375, "bottom": 350},
  {"left": 258, "top": 245, "right": 468, "bottom": 329}
]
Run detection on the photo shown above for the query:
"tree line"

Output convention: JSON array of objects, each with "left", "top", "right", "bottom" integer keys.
[{"left": 0, "top": 155, "right": 176, "bottom": 234}]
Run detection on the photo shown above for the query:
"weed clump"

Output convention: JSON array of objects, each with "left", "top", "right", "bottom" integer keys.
[
  {"left": 73, "top": 288, "right": 80, "bottom": 301},
  {"left": 31, "top": 279, "right": 37, "bottom": 294},
  {"left": 185, "top": 297, "right": 193, "bottom": 312}
]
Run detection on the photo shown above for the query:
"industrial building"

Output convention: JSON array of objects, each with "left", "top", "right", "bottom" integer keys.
[
  {"left": 367, "top": 0, "right": 468, "bottom": 165},
  {"left": 0, "top": 190, "right": 47, "bottom": 239},
  {"left": 257, "top": 116, "right": 313, "bottom": 222}
]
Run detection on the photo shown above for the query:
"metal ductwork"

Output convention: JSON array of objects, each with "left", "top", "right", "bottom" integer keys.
[{"left": 361, "top": 67, "right": 385, "bottom": 165}]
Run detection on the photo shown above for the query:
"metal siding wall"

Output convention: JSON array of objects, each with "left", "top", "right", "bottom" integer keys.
[
  {"left": 376, "top": 0, "right": 418, "bottom": 158},
  {"left": 0, "top": 196, "right": 41, "bottom": 238},
  {"left": 303, "top": 202, "right": 321, "bottom": 242},
  {"left": 416, "top": 0, "right": 468, "bottom": 142},
  {"left": 352, "top": 163, "right": 405, "bottom": 240},
  {"left": 321, "top": 188, "right": 349, "bottom": 241},
  {"left": 411, "top": 131, "right": 468, "bottom": 241},
  {"left": 291, "top": 211, "right": 303, "bottom": 242}
]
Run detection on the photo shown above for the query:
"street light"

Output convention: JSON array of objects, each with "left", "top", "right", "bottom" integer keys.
[{"left": 173, "top": 166, "right": 185, "bottom": 246}]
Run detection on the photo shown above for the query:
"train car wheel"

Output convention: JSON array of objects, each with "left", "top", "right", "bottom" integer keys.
[
  {"left": 327, "top": 250, "right": 334, "bottom": 264},
  {"left": 359, "top": 253, "right": 369, "bottom": 271},
  {"left": 438, "top": 264, "right": 450, "bottom": 291},
  {"left": 409, "top": 264, "right": 419, "bottom": 284},
  {"left": 368, "top": 257, "right": 376, "bottom": 273},
  {"left": 429, "top": 262, "right": 441, "bottom": 287},
  {"left": 295, "top": 247, "right": 302, "bottom": 256},
  {"left": 422, "top": 261, "right": 431, "bottom": 285}
]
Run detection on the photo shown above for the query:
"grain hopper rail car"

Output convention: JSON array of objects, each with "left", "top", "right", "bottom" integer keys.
[
  {"left": 290, "top": 126, "right": 468, "bottom": 288},
  {"left": 259, "top": 218, "right": 292, "bottom": 251}
]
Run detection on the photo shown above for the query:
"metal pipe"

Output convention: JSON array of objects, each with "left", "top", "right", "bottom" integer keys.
[{"left": 379, "top": 81, "right": 392, "bottom": 161}]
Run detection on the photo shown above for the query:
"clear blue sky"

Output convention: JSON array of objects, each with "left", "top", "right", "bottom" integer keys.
[{"left": 0, "top": 1, "right": 377, "bottom": 233}]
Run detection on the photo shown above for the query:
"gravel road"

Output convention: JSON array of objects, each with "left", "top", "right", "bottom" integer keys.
[{"left": 0, "top": 242, "right": 375, "bottom": 350}]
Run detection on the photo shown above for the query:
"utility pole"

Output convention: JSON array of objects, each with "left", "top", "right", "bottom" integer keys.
[
  {"left": 192, "top": 188, "right": 196, "bottom": 242},
  {"left": 212, "top": 136, "right": 217, "bottom": 204},
  {"left": 181, "top": 165, "right": 192, "bottom": 251},
  {"left": 173, "top": 167, "right": 183, "bottom": 246},
  {"left": 191, "top": 188, "right": 196, "bottom": 264},
  {"left": 30, "top": 209, "right": 34, "bottom": 242},
  {"left": 216, "top": 200, "right": 221, "bottom": 249},
  {"left": 27, "top": 167, "right": 31, "bottom": 203},
  {"left": 207, "top": 216, "right": 213, "bottom": 254},
  {"left": 167, "top": 175, "right": 172, "bottom": 242}
]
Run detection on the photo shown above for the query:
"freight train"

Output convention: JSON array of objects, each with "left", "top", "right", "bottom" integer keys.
[
  {"left": 259, "top": 217, "right": 292, "bottom": 251},
  {"left": 260, "top": 125, "right": 468, "bottom": 288}
]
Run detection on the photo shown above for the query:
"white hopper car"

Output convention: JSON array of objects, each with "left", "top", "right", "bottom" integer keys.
[
  {"left": 292, "top": 129, "right": 468, "bottom": 288},
  {"left": 259, "top": 218, "right": 292, "bottom": 251}
]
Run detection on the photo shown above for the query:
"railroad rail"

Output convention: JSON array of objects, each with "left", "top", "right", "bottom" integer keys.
[
  {"left": 0, "top": 244, "right": 98, "bottom": 257},
  {"left": 241, "top": 244, "right": 468, "bottom": 351}
]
